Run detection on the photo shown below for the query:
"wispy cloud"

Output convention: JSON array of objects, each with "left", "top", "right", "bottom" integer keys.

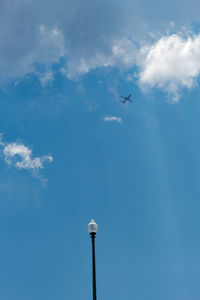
[
  {"left": 103, "top": 116, "right": 122, "bottom": 123},
  {"left": 3, "top": 143, "right": 53, "bottom": 170},
  {"left": 0, "top": 135, "right": 53, "bottom": 185},
  {"left": 0, "top": 20, "right": 65, "bottom": 84},
  {"left": 37, "top": 69, "right": 55, "bottom": 87}
]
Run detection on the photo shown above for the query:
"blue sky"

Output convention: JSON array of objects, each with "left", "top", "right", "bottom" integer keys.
[{"left": 1, "top": 0, "right": 200, "bottom": 299}]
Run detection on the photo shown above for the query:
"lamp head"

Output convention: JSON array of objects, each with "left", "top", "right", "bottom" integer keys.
[{"left": 88, "top": 219, "right": 98, "bottom": 235}]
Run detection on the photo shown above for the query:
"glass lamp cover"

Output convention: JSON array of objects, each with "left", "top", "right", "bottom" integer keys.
[{"left": 88, "top": 219, "right": 98, "bottom": 234}]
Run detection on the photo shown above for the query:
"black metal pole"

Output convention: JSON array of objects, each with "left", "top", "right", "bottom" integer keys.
[{"left": 91, "top": 233, "right": 97, "bottom": 300}]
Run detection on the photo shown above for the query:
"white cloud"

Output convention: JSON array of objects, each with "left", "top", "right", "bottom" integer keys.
[
  {"left": 103, "top": 116, "right": 122, "bottom": 123},
  {"left": 3, "top": 143, "right": 53, "bottom": 170},
  {"left": 138, "top": 33, "right": 200, "bottom": 101},
  {"left": 0, "top": 135, "right": 53, "bottom": 184}
]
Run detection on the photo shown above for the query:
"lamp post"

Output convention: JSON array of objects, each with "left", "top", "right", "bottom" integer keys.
[{"left": 88, "top": 219, "right": 98, "bottom": 300}]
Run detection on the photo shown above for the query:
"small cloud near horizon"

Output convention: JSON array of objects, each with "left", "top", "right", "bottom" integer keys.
[{"left": 103, "top": 116, "right": 122, "bottom": 123}]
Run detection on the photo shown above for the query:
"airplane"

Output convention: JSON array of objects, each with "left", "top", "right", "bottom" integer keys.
[{"left": 120, "top": 94, "right": 133, "bottom": 104}]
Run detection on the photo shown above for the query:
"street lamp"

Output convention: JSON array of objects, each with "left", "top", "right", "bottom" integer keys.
[{"left": 88, "top": 219, "right": 98, "bottom": 300}]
